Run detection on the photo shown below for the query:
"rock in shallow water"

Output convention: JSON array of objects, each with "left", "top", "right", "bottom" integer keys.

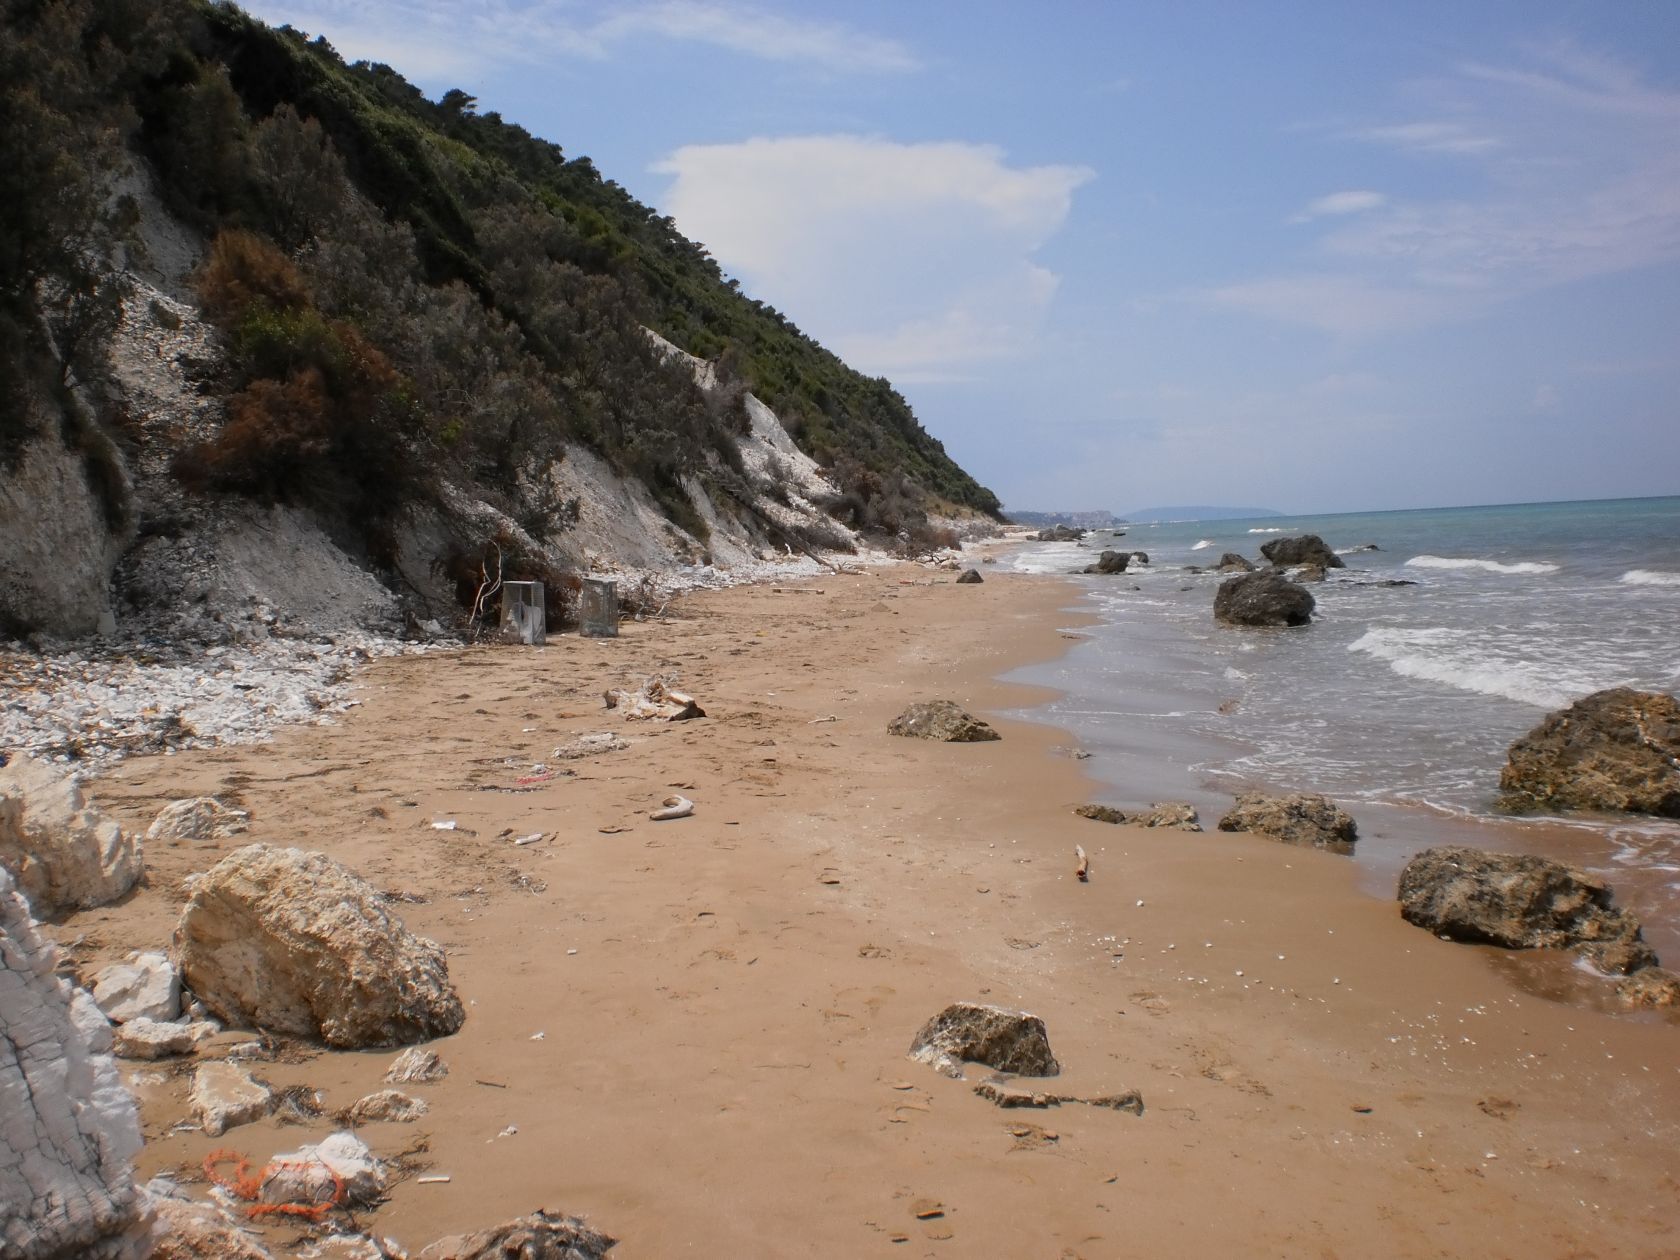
[
  {"left": 1396, "top": 846, "right": 1657, "bottom": 975},
  {"left": 1498, "top": 687, "right": 1680, "bottom": 818},
  {"left": 1259, "top": 534, "right": 1344, "bottom": 568},
  {"left": 908, "top": 1002, "right": 1059, "bottom": 1078},
  {"left": 175, "top": 844, "right": 465, "bottom": 1048},
  {"left": 1212, "top": 571, "right": 1315, "bottom": 627},
  {"left": 1217, "top": 792, "right": 1356, "bottom": 853},
  {"left": 887, "top": 700, "right": 1000, "bottom": 743}
]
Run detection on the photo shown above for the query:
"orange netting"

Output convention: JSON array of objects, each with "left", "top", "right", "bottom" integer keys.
[{"left": 204, "top": 1148, "right": 347, "bottom": 1221}]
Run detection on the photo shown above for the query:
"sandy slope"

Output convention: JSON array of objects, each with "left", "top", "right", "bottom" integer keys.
[{"left": 71, "top": 568, "right": 1679, "bottom": 1258}]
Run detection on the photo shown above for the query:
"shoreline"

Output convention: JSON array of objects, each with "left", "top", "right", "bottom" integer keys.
[{"left": 61, "top": 567, "right": 1680, "bottom": 1256}]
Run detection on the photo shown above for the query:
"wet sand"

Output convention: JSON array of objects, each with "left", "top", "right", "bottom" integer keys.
[{"left": 69, "top": 567, "right": 1680, "bottom": 1258}]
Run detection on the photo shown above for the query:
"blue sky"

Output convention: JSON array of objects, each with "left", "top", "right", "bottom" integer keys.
[{"left": 236, "top": 1, "right": 1680, "bottom": 515}]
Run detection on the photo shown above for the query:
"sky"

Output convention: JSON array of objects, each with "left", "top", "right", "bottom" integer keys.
[{"left": 234, "top": 0, "right": 1680, "bottom": 515}]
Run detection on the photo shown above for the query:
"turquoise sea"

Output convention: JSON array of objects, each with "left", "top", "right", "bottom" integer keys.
[{"left": 1000, "top": 495, "right": 1680, "bottom": 956}]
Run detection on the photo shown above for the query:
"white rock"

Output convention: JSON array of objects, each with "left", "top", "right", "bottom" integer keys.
[
  {"left": 384, "top": 1046, "right": 448, "bottom": 1084},
  {"left": 261, "top": 1132, "right": 386, "bottom": 1208},
  {"left": 174, "top": 844, "right": 465, "bottom": 1048},
  {"left": 149, "top": 1188, "right": 274, "bottom": 1260},
  {"left": 0, "top": 754, "right": 143, "bottom": 916},
  {"left": 113, "top": 1017, "right": 215, "bottom": 1060},
  {"left": 146, "top": 797, "right": 249, "bottom": 844},
  {"left": 342, "top": 1089, "right": 428, "bottom": 1124},
  {"left": 92, "top": 951, "right": 182, "bottom": 1023},
  {"left": 190, "top": 1062, "right": 274, "bottom": 1137},
  {"left": 0, "top": 868, "right": 151, "bottom": 1259}
]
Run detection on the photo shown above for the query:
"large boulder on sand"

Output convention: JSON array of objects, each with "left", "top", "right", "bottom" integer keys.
[
  {"left": 1213, "top": 571, "right": 1315, "bottom": 627},
  {"left": 1397, "top": 846, "right": 1657, "bottom": 974},
  {"left": 0, "top": 869, "right": 151, "bottom": 1260},
  {"left": 1498, "top": 688, "right": 1680, "bottom": 818},
  {"left": 174, "top": 844, "right": 465, "bottom": 1048},
  {"left": 0, "top": 754, "right": 142, "bottom": 917},
  {"left": 1218, "top": 792, "right": 1357, "bottom": 854},
  {"left": 908, "top": 1002, "right": 1059, "bottom": 1078},
  {"left": 1259, "top": 534, "right": 1344, "bottom": 568},
  {"left": 887, "top": 700, "right": 1001, "bottom": 743}
]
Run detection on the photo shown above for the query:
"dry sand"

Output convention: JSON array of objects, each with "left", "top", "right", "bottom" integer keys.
[{"left": 68, "top": 567, "right": 1680, "bottom": 1258}]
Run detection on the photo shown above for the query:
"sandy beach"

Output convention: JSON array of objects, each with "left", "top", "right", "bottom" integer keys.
[{"left": 67, "top": 566, "right": 1680, "bottom": 1258}]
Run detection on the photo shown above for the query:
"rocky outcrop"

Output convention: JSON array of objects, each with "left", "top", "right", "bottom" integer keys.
[
  {"left": 1081, "top": 550, "right": 1128, "bottom": 575},
  {"left": 887, "top": 701, "right": 1001, "bottom": 743},
  {"left": 955, "top": 568, "right": 983, "bottom": 584},
  {"left": 1213, "top": 571, "right": 1315, "bottom": 627},
  {"left": 1259, "top": 534, "right": 1344, "bottom": 569},
  {"left": 1075, "top": 802, "right": 1201, "bottom": 832},
  {"left": 145, "top": 797, "right": 249, "bottom": 844},
  {"left": 1396, "top": 846, "right": 1657, "bottom": 974},
  {"left": 1217, "top": 553, "right": 1255, "bottom": 572},
  {"left": 174, "top": 844, "right": 465, "bottom": 1048},
  {"left": 1498, "top": 688, "right": 1680, "bottom": 818},
  {"left": 908, "top": 1002, "right": 1059, "bottom": 1078},
  {"left": 419, "top": 1210, "right": 618, "bottom": 1260},
  {"left": 91, "top": 951, "right": 180, "bottom": 1023},
  {"left": 0, "top": 755, "right": 143, "bottom": 917},
  {"left": 0, "top": 869, "right": 152, "bottom": 1260},
  {"left": 1218, "top": 792, "right": 1357, "bottom": 853},
  {"left": 1033, "top": 525, "right": 1085, "bottom": 542}
]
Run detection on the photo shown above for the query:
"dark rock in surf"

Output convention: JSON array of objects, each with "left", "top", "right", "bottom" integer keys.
[
  {"left": 1217, "top": 792, "right": 1356, "bottom": 853},
  {"left": 1034, "top": 525, "right": 1085, "bottom": 542},
  {"left": 1217, "top": 553, "right": 1255, "bottom": 573},
  {"left": 1290, "top": 564, "right": 1327, "bottom": 583},
  {"left": 1397, "top": 846, "right": 1657, "bottom": 974},
  {"left": 1498, "top": 688, "right": 1680, "bottom": 818},
  {"left": 1082, "top": 550, "right": 1129, "bottom": 575},
  {"left": 1213, "top": 571, "right": 1314, "bottom": 627},
  {"left": 1617, "top": 967, "right": 1680, "bottom": 1010},
  {"left": 1259, "top": 534, "right": 1344, "bottom": 569}
]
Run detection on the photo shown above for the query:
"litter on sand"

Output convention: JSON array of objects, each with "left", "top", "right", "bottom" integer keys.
[{"left": 651, "top": 794, "right": 695, "bottom": 821}]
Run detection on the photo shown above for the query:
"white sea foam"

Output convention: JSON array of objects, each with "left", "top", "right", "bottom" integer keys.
[
  {"left": 1347, "top": 626, "right": 1592, "bottom": 708},
  {"left": 1248, "top": 527, "right": 1284, "bottom": 534},
  {"left": 1191, "top": 539, "right": 1215, "bottom": 550},
  {"left": 1405, "top": 555, "right": 1560, "bottom": 576},
  {"left": 1621, "top": 569, "right": 1680, "bottom": 587}
]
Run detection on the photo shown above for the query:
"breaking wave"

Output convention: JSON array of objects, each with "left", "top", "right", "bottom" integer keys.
[
  {"left": 1248, "top": 527, "right": 1284, "bottom": 534},
  {"left": 1348, "top": 627, "right": 1584, "bottom": 708},
  {"left": 1621, "top": 569, "right": 1680, "bottom": 587},
  {"left": 1405, "top": 555, "right": 1560, "bottom": 576},
  {"left": 1191, "top": 539, "right": 1216, "bottom": 550}
]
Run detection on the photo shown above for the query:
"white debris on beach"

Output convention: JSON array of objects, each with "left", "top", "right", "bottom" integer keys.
[{"left": 0, "top": 633, "right": 420, "bottom": 767}]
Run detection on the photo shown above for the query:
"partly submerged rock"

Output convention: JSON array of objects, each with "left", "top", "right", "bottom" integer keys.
[
  {"left": 91, "top": 951, "right": 181, "bottom": 1024},
  {"left": 145, "top": 797, "right": 249, "bottom": 844},
  {"left": 1081, "top": 550, "right": 1129, "bottom": 575},
  {"left": 0, "top": 754, "right": 142, "bottom": 917},
  {"left": 175, "top": 844, "right": 465, "bottom": 1048},
  {"left": 1218, "top": 792, "right": 1357, "bottom": 853},
  {"left": 1259, "top": 534, "right": 1344, "bottom": 569},
  {"left": 190, "top": 1062, "right": 274, "bottom": 1137},
  {"left": 1617, "top": 967, "right": 1680, "bottom": 1010},
  {"left": 385, "top": 1045, "right": 449, "bottom": 1084},
  {"left": 1498, "top": 688, "right": 1680, "bottom": 818},
  {"left": 1290, "top": 563, "right": 1327, "bottom": 583},
  {"left": 887, "top": 700, "right": 1001, "bottom": 743},
  {"left": 1217, "top": 552, "right": 1255, "bottom": 573},
  {"left": 1074, "top": 803, "right": 1201, "bottom": 832},
  {"left": 908, "top": 1002, "right": 1059, "bottom": 1078},
  {"left": 1396, "top": 846, "right": 1657, "bottom": 975},
  {"left": 1212, "top": 571, "right": 1315, "bottom": 627},
  {"left": 419, "top": 1209, "right": 617, "bottom": 1260},
  {"left": 0, "top": 869, "right": 151, "bottom": 1260}
]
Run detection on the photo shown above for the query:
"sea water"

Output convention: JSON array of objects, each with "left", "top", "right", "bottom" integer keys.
[{"left": 1000, "top": 495, "right": 1680, "bottom": 952}]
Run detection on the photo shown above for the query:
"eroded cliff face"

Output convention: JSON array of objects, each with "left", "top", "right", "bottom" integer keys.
[{"left": 0, "top": 867, "right": 152, "bottom": 1259}]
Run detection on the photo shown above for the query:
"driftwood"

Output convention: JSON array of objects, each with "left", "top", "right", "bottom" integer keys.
[
  {"left": 650, "top": 795, "right": 694, "bottom": 821},
  {"left": 1075, "top": 846, "right": 1089, "bottom": 882}
]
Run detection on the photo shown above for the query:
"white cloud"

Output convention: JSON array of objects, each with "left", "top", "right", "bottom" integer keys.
[
  {"left": 653, "top": 135, "right": 1093, "bottom": 375},
  {"left": 1291, "top": 190, "right": 1387, "bottom": 222},
  {"left": 236, "top": 0, "right": 917, "bottom": 79},
  {"left": 1214, "top": 45, "right": 1680, "bottom": 336}
]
